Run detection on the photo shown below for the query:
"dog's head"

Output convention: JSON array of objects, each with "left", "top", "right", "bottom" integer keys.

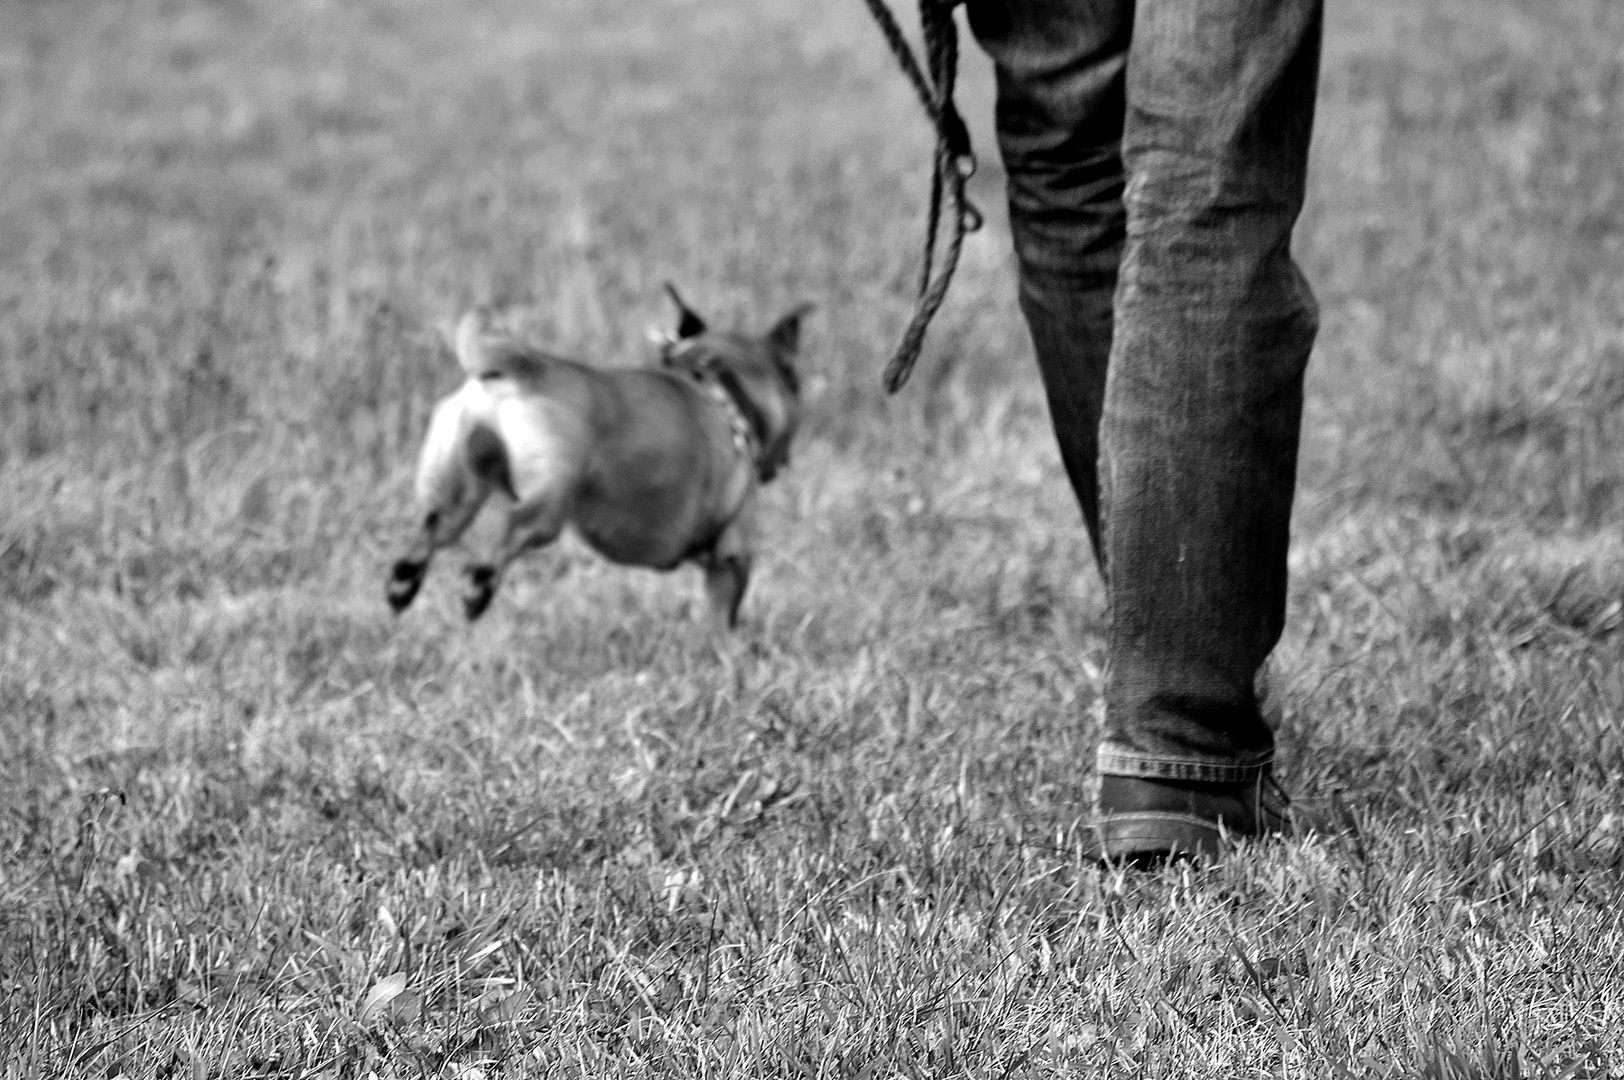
[{"left": 653, "top": 284, "right": 811, "bottom": 482}]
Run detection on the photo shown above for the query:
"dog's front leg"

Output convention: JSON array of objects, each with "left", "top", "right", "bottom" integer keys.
[
  {"left": 462, "top": 494, "right": 569, "bottom": 620},
  {"left": 700, "top": 497, "right": 757, "bottom": 631},
  {"left": 701, "top": 553, "right": 751, "bottom": 632}
]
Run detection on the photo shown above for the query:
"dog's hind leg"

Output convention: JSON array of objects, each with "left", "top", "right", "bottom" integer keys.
[
  {"left": 389, "top": 487, "right": 492, "bottom": 613},
  {"left": 390, "top": 398, "right": 501, "bottom": 613},
  {"left": 462, "top": 493, "right": 569, "bottom": 620}
]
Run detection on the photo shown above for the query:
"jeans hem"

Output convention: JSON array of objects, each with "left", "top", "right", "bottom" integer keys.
[{"left": 1097, "top": 746, "right": 1273, "bottom": 783}]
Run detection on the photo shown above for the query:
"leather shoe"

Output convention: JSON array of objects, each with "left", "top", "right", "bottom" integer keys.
[{"left": 1096, "top": 771, "right": 1289, "bottom": 864}]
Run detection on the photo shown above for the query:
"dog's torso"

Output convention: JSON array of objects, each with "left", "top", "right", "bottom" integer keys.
[{"left": 441, "top": 347, "right": 758, "bottom": 570}]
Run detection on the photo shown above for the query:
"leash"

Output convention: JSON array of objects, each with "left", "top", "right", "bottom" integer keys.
[{"left": 860, "top": 0, "right": 984, "bottom": 394}]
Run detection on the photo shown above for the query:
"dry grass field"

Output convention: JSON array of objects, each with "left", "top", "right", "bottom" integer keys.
[{"left": 2, "top": 0, "right": 1622, "bottom": 1076}]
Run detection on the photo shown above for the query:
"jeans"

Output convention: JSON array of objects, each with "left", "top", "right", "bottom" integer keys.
[{"left": 965, "top": 0, "right": 1322, "bottom": 783}]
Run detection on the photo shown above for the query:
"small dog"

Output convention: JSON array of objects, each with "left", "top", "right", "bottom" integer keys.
[{"left": 386, "top": 287, "right": 811, "bottom": 627}]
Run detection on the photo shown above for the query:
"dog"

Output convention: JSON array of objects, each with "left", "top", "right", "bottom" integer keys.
[{"left": 386, "top": 286, "right": 811, "bottom": 628}]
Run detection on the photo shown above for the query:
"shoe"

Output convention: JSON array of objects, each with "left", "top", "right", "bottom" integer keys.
[{"left": 1095, "top": 771, "right": 1289, "bottom": 864}]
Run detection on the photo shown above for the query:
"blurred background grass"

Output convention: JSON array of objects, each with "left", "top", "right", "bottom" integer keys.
[{"left": 1, "top": 0, "right": 1621, "bottom": 1075}]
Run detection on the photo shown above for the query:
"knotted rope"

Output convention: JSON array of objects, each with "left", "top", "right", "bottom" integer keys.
[{"left": 861, "top": 0, "right": 983, "bottom": 393}]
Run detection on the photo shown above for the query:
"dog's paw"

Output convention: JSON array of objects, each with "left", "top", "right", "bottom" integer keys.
[{"left": 387, "top": 560, "right": 425, "bottom": 613}]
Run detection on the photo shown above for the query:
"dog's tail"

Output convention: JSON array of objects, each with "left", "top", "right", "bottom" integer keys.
[
  {"left": 453, "top": 309, "right": 500, "bottom": 378},
  {"left": 453, "top": 309, "right": 560, "bottom": 383}
]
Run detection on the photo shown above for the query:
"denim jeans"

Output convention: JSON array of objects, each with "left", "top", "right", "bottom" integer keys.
[{"left": 965, "top": 0, "right": 1322, "bottom": 782}]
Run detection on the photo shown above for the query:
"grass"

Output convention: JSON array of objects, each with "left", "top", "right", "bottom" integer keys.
[{"left": 1, "top": 0, "right": 1621, "bottom": 1075}]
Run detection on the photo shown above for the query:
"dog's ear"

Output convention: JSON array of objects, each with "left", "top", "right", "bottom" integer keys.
[
  {"left": 664, "top": 282, "right": 707, "bottom": 339},
  {"left": 768, "top": 303, "right": 815, "bottom": 356}
]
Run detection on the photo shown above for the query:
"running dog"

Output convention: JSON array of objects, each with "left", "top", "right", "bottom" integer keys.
[{"left": 386, "top": 287, "right": 811, "bottom": 627}]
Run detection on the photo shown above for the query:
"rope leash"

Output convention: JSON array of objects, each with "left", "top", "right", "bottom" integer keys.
[{"left": 861, "top": 0, "right": 983, "bottom": 394}]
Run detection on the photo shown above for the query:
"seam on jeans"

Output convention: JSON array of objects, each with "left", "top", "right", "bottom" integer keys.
[{"left": 1097, "top": 747, "right": 1272, "bottom": 782}]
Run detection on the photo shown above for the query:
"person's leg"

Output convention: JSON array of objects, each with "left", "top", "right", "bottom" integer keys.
[
  {"left": 1096, "top": 0, "right": 1323, "bottom": 856},
  {"left": 968, "top": 0, "right": 1321, "bottom": 857},
  {"left": 964, "top": 0, "right": 1132, "bottom": 565}
]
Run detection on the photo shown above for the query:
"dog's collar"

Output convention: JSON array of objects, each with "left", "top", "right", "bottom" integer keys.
[
  {"left": 693, "top": 370, "right": 764, "bottom": 474},
  {"left": 660, "top": 335, "right": 781, "bottom": 482}
]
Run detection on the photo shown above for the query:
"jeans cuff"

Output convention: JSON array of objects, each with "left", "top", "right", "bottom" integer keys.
[{"left": 1096, "top": 745, "right": 1273, "bottom": 783}]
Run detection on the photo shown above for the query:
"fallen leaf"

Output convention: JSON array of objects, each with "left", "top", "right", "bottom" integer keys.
[{"left": 358, "top": 972, "right": 408, "bottom": 1024}]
